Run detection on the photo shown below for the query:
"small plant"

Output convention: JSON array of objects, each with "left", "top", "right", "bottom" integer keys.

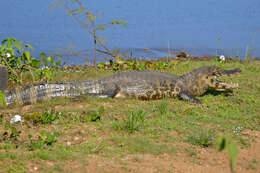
[
  {"left": 27, "top": 130, "right": 58, "bottom": 151},
  {"left": 2, "top": 126, "right": 21, "bottom": 142},
  {"left": 186, "top": 129, "right": 216, "bottom": 147},
  {"left": 40, "top": 130, "right": 58, "bottom": 145},
  {"left": 82, "top": 106, "right": 104, "bottom": 122},
  {"left": 36, "top": 52, "right": 62, "bottom": 82},
  {"left": 113, "top": 109, "right": 147, "bottom": 133},
  {"left": 217, "top": 135, "right": 238, "bottom": 173},
  {"left": 155, "top": 99, "right": 169, "bottom": 115},
  {"left": 0, "top": 113, "right": 4, "bottom": 124},
  {"left": 248, "top": 159, "right": 259, "bottom": 170},
  {"left": 214, "top": 55, "right": 226, "bottom": 63},
  {"left": 125, "top": 109, "right": 146, "bottom": 133},
  {"left": 245, "top": 33, "right": 256, "bottom": 62},
  {"left": 24, "top": 110, "right": 63, "bottom": 125}
]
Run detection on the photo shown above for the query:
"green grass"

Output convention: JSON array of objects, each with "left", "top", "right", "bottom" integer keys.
[{"left": 0, "top": 60, "right": 260, "bottom": 172}]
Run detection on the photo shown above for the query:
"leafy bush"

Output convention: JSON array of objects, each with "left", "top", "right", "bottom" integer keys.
[
  {"left": 0, "top": 38, "right": 63, "bottom": 84},
  {"left": 0, "top": 38, "right": 40, "bottom": 83}
]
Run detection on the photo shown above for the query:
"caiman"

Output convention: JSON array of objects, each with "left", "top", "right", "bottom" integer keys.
[{"left": 0, "top": 65, "right": 241, "bottom": 106}]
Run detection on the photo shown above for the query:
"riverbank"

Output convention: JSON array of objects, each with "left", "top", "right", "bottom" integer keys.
[{"left": 1, "top": 59, "right": 260, "bottom": 172}]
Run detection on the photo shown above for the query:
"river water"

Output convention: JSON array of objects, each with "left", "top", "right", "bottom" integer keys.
[{"left": 0, "top": 0, "right": 259, "bottom": 64}]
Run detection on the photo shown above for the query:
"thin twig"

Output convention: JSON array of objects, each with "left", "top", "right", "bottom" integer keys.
[{"left": 63, "top": 2, "right": 115, "bottom": 59}]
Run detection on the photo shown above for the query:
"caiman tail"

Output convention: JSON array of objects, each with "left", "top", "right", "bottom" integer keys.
[
  {"left": 4, "top": 80, "right": 118, "bottom": 106},
  {"left": 0, "top": 65, "right": 8, "bottom": 92}
]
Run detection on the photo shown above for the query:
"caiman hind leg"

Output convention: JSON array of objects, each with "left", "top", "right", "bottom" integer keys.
[
  {"left": 102, "top": 83, "right": 120, "bottom": 98},
  {"left": 87, "top": 82, "right": 120, "bottom": 98}
]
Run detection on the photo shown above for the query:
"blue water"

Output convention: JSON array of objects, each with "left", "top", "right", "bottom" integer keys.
[{"left": 1, "top": 0, "right": 259, "bottom": 64}]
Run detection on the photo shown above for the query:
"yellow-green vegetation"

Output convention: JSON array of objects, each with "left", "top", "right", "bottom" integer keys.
[{"left": 0, "top": 60, "right": 260, "bottom": 172}]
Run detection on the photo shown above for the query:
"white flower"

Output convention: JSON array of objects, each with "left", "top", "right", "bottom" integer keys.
[
  {"left": 10, "top": 114, "right": 24, "bottom": 124},
  {"left": 6, "top": 53, "right": 11, "bottom": 58},
  {"left": 219, "top": 55, "right": 225, "bottom": 61},
  {"left": 1, "top": 53, "right": 11, "bottom": 58}
]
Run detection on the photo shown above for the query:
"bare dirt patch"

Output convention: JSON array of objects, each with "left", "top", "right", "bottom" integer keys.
[{"left": 41, "top": 131, "right": 260, "bottom": 173}]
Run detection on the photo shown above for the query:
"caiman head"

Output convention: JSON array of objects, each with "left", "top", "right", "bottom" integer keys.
[{"left": 178, "top": 66, "right": 241, "bottom": 103}]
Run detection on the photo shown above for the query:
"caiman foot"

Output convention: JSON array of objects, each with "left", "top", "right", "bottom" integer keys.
[{"left": 179, "top": 92, "right": 201, "bottom": 104}]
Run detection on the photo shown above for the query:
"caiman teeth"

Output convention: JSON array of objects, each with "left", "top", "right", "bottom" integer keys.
[{"left": 220, "top": 82, "right": 239, "bottom": 88}]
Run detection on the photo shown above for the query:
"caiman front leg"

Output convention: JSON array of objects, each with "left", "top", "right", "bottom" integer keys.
[{"left": 179, "top": 92, "right": 201, "bottom": 104}]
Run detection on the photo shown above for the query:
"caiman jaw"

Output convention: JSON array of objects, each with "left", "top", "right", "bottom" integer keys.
[
  {"left": 210, "top": 67, "right": 241, "bottom": 91},
  {"left": 215, "top": 81, "right": 239, "bottom": 91}
]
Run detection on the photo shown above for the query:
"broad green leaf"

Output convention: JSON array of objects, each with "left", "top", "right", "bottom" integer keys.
[
  {"left": 0, "top": 90, "right": 6, "bottom": 107},
  {"left": 216, "top": 136, "right": 226, "bottom": 152},
  {"left": 25, "top": 44, "right": 34, "bottom": 50},
  {"left": 47, "top": 56, "right": 55, "bottom": 64},
  {"left": 0, "top": 45, "right": 7, "bottom": 50},
  {"left": 98, "top": 106, "right": 105, "bottom": 115},
  {"left": 40, "top": 52, "right": 47, "bottom": 66},
  {"left": 1, "top": 39, "right": 7, "bottom": 44},
  {"left": 7, "top": 38, "right": 13, "bottom": 47},
  {"left": 227, "top": 142, "right": 238, "bottom": 172},
  {"left": 14, "top": 40, "right": 22, "bottom": 52},
  {"left": 25, "top": 51, "right": 30, "bottom": 61},
  {"left": 31, "top": 59, "right": 41, "bottom": 68},
  {"left": 55, "top": 60, "right": 61, "bottom": 67}
]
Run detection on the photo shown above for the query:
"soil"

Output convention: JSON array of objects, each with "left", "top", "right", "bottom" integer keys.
[{"left": 56, "top": 130, "right": 260, "bottom": 173}]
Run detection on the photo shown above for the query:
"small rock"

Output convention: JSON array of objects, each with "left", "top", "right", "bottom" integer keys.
[
  {"left": 177, "top": 51, "right": 190, "bottom": 58},
  {"left": 21, "top": 105, "right": 33, "bottom": 112},
  {"left": 66, "top": 141, "right": 71, "bottom": 146}
]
